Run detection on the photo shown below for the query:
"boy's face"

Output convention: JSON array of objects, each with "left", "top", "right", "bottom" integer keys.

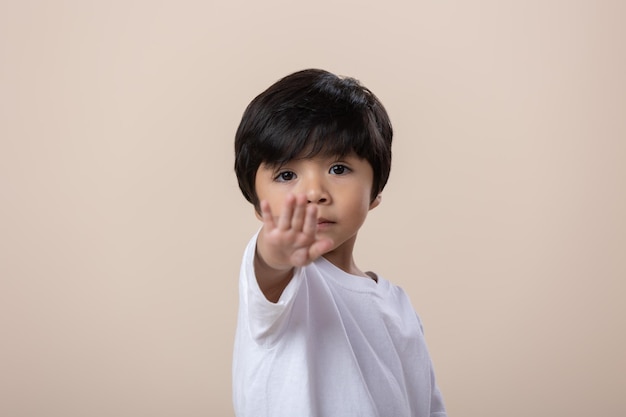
[{"left": 254, "top": 152, "right": 380, "bottom": 260}]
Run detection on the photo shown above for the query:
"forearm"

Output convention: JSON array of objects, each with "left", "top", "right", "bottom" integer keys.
[{"left": 254, "top": 239, "right": 294, "bottom": 303}]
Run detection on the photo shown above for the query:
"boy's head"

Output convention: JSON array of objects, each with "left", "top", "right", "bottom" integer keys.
[{"left": 234, "top": 68, "right": 393, "bottom": 212}]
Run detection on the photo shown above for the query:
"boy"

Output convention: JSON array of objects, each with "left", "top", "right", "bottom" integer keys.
[{"left": 232, "top": 69, "right": 447, "bottom": 417}]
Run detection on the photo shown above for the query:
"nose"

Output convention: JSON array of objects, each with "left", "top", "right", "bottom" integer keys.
[{"left": 302, "top": 174, "right": 329, "bottom": 204}]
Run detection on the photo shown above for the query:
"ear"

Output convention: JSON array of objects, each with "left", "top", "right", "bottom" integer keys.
[{"left": 369, "top": 194, "right": 382, "bottom": 210}]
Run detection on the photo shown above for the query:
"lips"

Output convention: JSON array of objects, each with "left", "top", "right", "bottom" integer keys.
[{"left": 316, "top": 218, "right": 335, "bottom": 229}]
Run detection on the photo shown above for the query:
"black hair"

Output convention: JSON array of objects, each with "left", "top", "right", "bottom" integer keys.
[{"left": 234, "top": 68, "right": 393, "bottom": 211}]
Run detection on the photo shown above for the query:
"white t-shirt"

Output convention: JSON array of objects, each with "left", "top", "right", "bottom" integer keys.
[{"left": 233, "top": 233, "right": 447, "bottom": 417}]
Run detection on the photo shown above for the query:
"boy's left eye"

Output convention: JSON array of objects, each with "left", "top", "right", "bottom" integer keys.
[{"left": 329, "top": 164, "right": 349, "bottom": 175}]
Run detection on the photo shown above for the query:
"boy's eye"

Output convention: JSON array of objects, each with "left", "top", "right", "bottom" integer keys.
[
  {"left": 330, "top": 164, "right": 349, "bottom": 175},
  {"left": 274, "top": 171, "right": 295, "bottom": 182}
]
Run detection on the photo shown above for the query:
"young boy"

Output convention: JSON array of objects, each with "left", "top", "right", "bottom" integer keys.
[{"left": 232, "top": 69, "right": 447, "bottom": 417}]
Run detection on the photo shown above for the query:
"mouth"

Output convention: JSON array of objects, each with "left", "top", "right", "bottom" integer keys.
[{"left": 316, "top": 218, "right": 335, "bottom": 230}]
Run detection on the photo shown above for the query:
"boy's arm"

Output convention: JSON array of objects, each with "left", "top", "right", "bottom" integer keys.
[{"left": 255, "top": 194, "right": 333, "bottom": 303}]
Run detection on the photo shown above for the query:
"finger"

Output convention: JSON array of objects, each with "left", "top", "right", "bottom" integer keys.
[
  {"left": 302, "top": 204, "right": 318, "bottom": 236},
  {"left": 290, "top": 236, "right": 333, "bottom": 266},
  {"left": 309, "top": 237, "right": 334, "bottom": 260},
  {"left": 290, "top": 194, "right": 307, "bottom": 232},
  {"left": 260, "top": 200, "right": 276, "bottom": 230},
  {"left": 276, "top": 194, "right": 295, "bottom": 230}
]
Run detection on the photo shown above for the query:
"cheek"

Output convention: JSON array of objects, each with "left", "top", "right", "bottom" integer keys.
[
  {"left": 254, "top": 176, "right": 277, "bottom": 205},
  {"left": 346, "top": 190, "right": 373, "bottom": 216},
  {"left": 267, "top": 200, "right": 283, "bottom": 215},
  {"left": 259, "top": 191, "right": 288, "bottom": 217}
]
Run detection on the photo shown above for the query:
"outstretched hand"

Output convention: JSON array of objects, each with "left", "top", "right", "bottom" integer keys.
[{"left": 256, "top": 194, "right": 334, "bottom": 272}]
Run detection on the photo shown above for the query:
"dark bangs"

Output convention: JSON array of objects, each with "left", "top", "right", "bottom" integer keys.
[{"left": 257, "top": 107, "right": 379, "bottom": 167}]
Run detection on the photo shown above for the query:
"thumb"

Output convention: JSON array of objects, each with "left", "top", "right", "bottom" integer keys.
[{"left": 308, "top": 238, "right": 334, "bottom": 260}]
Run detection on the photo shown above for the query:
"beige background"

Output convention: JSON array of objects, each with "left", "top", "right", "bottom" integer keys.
[{"left": 1, "top": 1, "right": 625, "bottom": 416}]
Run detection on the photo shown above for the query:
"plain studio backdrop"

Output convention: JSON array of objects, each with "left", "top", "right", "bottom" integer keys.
[{"left": 1, "top": 1, "right": 625, "bottom": 416}]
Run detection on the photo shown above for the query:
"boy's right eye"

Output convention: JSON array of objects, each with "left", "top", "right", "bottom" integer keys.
[{"left": 274, "top": 171, "right": 296, "bottom": 182}]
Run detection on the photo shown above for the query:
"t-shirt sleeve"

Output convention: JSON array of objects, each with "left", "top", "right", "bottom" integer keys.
[
  {"left": 428, "top": 358, "right": 448, "bottom": 416},
  {"left": 408, "top": 299, "right": 447, "bottom": 417},
  {"left": 415, "top": 313, "right": 448, "bottom": 417},
  {"left": 239, "top": 232, "right": 303, "bottom": 347}
]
